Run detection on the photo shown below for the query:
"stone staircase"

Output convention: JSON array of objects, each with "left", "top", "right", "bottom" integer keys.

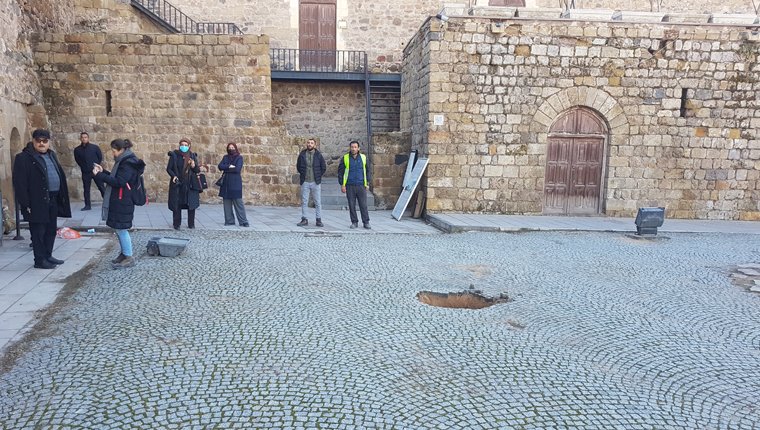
[
  {"left": 320, "top": 178, "right": 376, "bottom": 211},
  {"left": 130, "top": 0, "right": 243, "bottom": 34}
]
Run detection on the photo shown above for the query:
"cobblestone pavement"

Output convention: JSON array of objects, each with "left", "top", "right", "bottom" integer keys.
[{"left": 1, "top": 230, "right": 759, "bottom": 429}]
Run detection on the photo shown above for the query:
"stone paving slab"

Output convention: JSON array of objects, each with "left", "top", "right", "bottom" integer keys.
[
  {"left": 60, "top": 201, "right": 440, "bottom": 235},
  {"left": 0, "top": 230, "right": 759, "bottom": 428},
  {"left": 0, "top": 235, "right": 110, "bottom": 351},
  {"left": 428, "top": 213, "right": 760, "bottom": 234}
]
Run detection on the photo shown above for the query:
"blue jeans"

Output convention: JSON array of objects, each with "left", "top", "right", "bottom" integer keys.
[
  {"left": 116, "top": 229, "right": 133, "bottom": 257},
  {"left": 301, "top": 182, "right": 322, "bottom": 219}
]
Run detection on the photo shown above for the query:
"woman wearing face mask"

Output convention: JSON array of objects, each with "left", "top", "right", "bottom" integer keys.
[
  {"left": 93, "top": 138, "right": 146, "bottom": 269},
  {"left": 217, "top": 142, "right": 249, "bottom": 227},
  {"left": 166, "top": 138, "right": 201, "bottom": 229}
]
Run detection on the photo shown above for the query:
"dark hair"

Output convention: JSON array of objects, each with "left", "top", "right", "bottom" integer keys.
[
  {"left": 80, "top": 132, "right": 89, "bottom": 137},
  {"left": 349, "top": 140, "right": 360, "bottom": 146},
  {"left": 110, "top": 139, "right": 133, "bottom": 150}
]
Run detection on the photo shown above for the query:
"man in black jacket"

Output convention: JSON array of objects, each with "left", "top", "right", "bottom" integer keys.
[
  {"left": 13, "top": 129, "right": 72, "bottom": 269},
  {"left": 296, "top": 138, "right": 327, "bottom": 227},
  {"left": 73, "top": 132, "right": 104, "bottom": 210}
]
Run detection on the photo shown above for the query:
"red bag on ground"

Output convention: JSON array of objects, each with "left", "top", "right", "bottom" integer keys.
[{"left": 56, "top": 227, "right": 81, "bottom": 239}]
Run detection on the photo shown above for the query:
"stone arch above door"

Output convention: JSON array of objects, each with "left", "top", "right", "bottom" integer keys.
[{"left": 530, "top": 87, "right": 629, "bottom": 136}]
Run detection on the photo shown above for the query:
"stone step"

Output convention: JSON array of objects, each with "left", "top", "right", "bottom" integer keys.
[{"left": 314, "top": 178, "right": 376, "bottom": 210}]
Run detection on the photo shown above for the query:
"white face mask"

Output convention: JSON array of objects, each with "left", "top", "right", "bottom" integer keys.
[{"left": 179, "top": 145, "right": 189, "bottom": 153}]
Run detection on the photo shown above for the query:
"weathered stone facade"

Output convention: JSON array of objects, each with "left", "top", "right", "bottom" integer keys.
[
  {"left": 370, "top": 131, "right": 411, "bottom": 208},
  {"left": 73, "top": 0, "right": 165, "bottom": 34},
  {"left": 402, "top": 16, "right": 760, "bottom": 220},
  {"left": 149, "top": 1, "right": 756, "bottom": 70},
  {"left": 1, "top": 0, "right": 77, "bottom": 205},
  {"left": 32, "top": 32, "right": 302, "bottom": 206},
  {"left": 272, "top": 81, "right": 367, "bottom": 175}
]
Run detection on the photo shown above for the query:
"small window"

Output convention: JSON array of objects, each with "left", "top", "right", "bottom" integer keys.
[
  {"left": 105, "top": 90, "right": 112, "bottom": 116},
  {"left": 489, "top": 0, "right": 526, "bottom": 6}
]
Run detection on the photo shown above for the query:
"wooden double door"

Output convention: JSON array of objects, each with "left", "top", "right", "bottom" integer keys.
[
  {"left": 543, "top": 108, "right": 607, "bottom": 215},
  {"left": 299, "top": 0, "right": 336, "bottom": 70}
]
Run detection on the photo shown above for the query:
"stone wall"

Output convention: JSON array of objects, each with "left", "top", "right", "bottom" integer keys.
[
  {"left": 272, "top": 81, "right": 367, "bottom": 176},
  {"left": 1, "top": 0, "right": 78, "bottom": 207},
  {"left": 532, "top": 0, "right": 755, "bottom": 14},
  {"left": 402, "top": 18, "right": 760, "bottom": 220},
  {"left": 400, "top": 19, "right": 432, "bottom": 153},
  {"left": 135, "top": 0, "right": 756, "bottom": 71},
  {"left": 33, "top": 33, "right": 302, "bottom": 206},
  {"left": 72, "top": 0, "right": 166, "bottom": 34},
  {"left": 370, "top": 131, "right": 411, "bottom": 208},
  {"left": 164, "top": 0, "right": 448, "bottom": 71}
]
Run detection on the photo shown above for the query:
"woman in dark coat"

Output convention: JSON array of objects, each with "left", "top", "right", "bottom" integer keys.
[
  {"left": 93, "top": 138, "right": 145, "bottom": 269},
  {"left": 166, "top": 138, "right": 201, "bottom": 229},
  {"left": 217, "top": 142, "right": 249, "bottom": 227}
]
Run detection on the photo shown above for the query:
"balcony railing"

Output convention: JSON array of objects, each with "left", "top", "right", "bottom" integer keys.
[
  {"left": 270, "top": 48, "right": 367, "bottom": 73},
  {"left": 131, "top": 0, "right": 243, "bottom": 34}
]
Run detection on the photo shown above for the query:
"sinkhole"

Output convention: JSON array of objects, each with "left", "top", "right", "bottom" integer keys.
[{"left": 416, "top": 290, "right": 511, "bottom": 310}]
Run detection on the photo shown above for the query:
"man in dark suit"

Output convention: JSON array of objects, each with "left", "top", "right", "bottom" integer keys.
[
  {"left": 13, "top": 129, "right": 72, "bottom": 269},
  {"left": 73, "top": 131, "right": 104, "bottom": 210}
]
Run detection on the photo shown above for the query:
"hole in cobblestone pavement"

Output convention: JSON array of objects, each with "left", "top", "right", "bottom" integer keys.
[
  {"left": 623, "top": 234, "right": 670, "bottom": 242},
  {"left": 417, "top": 290, "right": 511, "bottom": 310},
  {"left": 728, "top": 264, "right": 760, "bottom": 294}
]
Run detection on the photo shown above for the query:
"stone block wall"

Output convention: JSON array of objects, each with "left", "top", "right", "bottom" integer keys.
[
  {"left": 401, "top": 18, "right": 760, "bottom": 220},
  {"left": 33, "top": 33, "right": 302, "bottom": 206},
  {"left": 272, "top": 81, "right": 367, "bottom": 176},
  {"left": 165, "top": 0, "right": 449, "bottom": 71},
  {"left": 534, "top": 0, "right": 755, "bottom": 14},
  {"left": 72, "top": 0, "right": 167, "bottom": 34},
  {"left": 400, "top": 19, "right": 432, "bottom": 153},
  {"left": 370, "top": 131, "right": 411, "bottom": 208},
  {"left": 1, "top": 0, "right": 77, "bottom": 207}
]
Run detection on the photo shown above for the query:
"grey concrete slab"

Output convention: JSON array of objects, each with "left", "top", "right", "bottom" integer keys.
[{"left": 427, "top": 213, "right": 759, "bottom": 234}]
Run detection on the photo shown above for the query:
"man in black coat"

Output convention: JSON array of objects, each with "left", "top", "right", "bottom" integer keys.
[
  {"left": 296, "top": 138, "right": 327, "bottom": 227},
  {"left": 13, "top": 129, "right": 72, "bottom": 269},
  {"left": 73, "top": 131, "right": 104, "bottom": 210}
]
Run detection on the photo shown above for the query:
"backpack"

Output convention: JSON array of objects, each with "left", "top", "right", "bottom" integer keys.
[{"left": 129, "top": 173, "right": 148, "bottom": 206}]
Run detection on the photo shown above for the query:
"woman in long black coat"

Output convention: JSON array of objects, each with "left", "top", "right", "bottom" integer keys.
[
  {"left": 217, "top": 142, "right": 249, "bottom": 227},
  {"left": 93, "top": 138, "right": 145, "bottom": 268},
  {"left": 166, "top": 138, "right": 201, "bottom": 229}
]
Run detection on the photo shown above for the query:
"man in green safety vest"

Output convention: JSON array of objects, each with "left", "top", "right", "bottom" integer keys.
[{"left": 338, "top": 140, "right": 372, "bottom": 229}]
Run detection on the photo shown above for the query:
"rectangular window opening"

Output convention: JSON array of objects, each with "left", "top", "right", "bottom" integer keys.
[
  {"left": 679, "top": 88, "right": 689, "bottom": 118},
  {"left": 105, "top": 90, "right": 112, "bottom": 116}
]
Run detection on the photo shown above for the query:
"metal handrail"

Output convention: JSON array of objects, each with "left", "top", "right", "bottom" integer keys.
[
  {"left": 270, "top": 48, "right": 367, "bottom": 73},
  {"left": 131, "top": 0, "right": 243, "bottom": 34}
]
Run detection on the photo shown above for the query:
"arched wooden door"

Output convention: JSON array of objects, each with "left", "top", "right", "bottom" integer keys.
[{"left": 543, "top": 107, "right": 607, "bottom": 215}]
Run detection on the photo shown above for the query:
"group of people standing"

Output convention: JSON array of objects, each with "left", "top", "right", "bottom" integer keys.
[{"left": 13, "top": 130, "right": 372, "bottom": 270}]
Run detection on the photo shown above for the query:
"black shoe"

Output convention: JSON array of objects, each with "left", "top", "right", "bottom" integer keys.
[
  {"left": 173, "top": 225, "right": 180, "bottom": 230},
  {"left": 297, "top": 218, "right": 308, "bottom": 227},
  {"left": 350, "top": 223, "right": 358, "bottom": 229},
  {"left": 81, "top": 206, "right": 91, "bottom": 211},
  {"left": 188, "top": 225, "right": 195, "bottom": 229},
  {"left": 240, "top": 223, "right": 249, "bottom": 227},
  {"left": 47, "top": 256, "right": 64, "bottom": 265},
  {"left": 315, "top": 219, "right": 324, "bottom": 227},
  {"left": 363, "top": 223, "right": 371, "bottom": 230},
  {"left": 224, "top": 223, "right": 235, "bottom": 226},
  {"left": 111, "top": 253, "right": 126, "bottom": 264},
  {"left": 34, "top": 260, "right": 56, "bottom": 269}
]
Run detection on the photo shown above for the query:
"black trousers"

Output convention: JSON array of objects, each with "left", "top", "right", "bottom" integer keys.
[
  {"left": 82, "top": 173, "right": 105, "bottom": 207},
  {"left": 29, "top": 192, "right": 59, "bottom": 265},
  {"left": 172, "top": 209, "right": 196, "bottom": 228},
  {"left": 346, "top": 184, "right": 369, "bottom": 224}
]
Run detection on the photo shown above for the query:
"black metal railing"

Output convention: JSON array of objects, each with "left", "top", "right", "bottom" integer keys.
[
  {"left": 131, "top": 0, "right": 243, "bottom": 34},
  {"left": 270, "top": 48, "right": 367, "bottom": 73}
]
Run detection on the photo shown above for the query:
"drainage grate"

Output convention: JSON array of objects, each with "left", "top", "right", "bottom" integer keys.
[{"left": 417, "top": 290, "right": 510, "bottom": 310}]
